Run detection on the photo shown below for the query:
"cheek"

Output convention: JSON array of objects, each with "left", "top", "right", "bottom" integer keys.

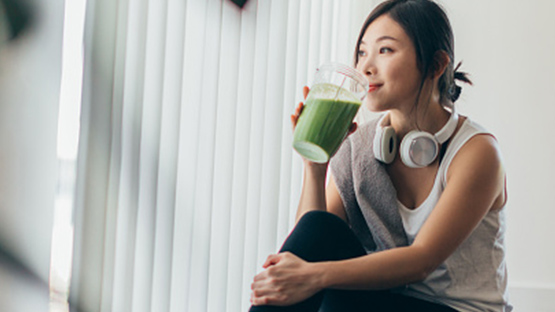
[{"left": 388, "top": 62, "right": 421, "bottom": 94}]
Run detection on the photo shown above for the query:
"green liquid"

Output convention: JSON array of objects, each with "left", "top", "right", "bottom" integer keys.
[{"left": 293, "top": 84, "right": 361, "bottom": 163}]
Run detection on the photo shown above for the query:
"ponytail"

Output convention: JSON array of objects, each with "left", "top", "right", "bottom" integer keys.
[{"left": 449, "top": 62, "right": 472, "bottom": 102}]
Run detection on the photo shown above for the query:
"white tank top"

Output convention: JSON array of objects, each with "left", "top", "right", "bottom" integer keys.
[{"left": 396, "top": 118, "right": 512, "bottom": 312}]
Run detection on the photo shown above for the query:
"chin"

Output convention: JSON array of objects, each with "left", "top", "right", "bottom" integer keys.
[{"left": 364, "top": 100, "right": 389, "bottom": 113}]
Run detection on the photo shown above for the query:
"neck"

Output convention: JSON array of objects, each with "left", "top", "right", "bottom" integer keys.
[{"left": 388, "top": 96, "right": 451, "bottom": 141}]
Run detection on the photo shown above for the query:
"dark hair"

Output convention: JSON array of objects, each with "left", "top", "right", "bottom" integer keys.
[{"left": 354, "top": 0, "right": 471, "bottom": 103}]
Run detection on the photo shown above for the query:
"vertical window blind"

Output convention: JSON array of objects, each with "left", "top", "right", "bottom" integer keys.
[{"left": 70, "top": 0, "right": 376, "bottom": 311}]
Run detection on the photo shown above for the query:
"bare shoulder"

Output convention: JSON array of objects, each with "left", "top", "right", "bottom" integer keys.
[
  {"left": 447, "top": 133, "right": 506, "bottom": 208},
  {"left": 450, "top": 133, "right": 503, "bottom": 174}
]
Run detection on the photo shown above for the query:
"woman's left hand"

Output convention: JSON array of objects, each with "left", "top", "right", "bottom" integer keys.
[{"left": 250, "top": 252, "right": 324, "bottom": 306}]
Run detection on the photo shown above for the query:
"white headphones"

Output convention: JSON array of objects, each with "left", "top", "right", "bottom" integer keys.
[{"left": 373, "top": 107, "right": 459, "bottom": 168}]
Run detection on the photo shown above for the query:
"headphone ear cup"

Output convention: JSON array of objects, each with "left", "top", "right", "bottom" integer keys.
[
  {"left": 373, "top": 126, "right": 397, "bottom": 164},
  {"left": 400, "top": 131, "right": 439, "bottom": 168}
]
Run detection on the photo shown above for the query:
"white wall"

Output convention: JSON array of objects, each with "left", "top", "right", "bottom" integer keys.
[
  {"left": 441, "top": 0, "right": 555, "bottom": 290},
  {"left": 353, "top": 0, "right": 555, "bottom": 308},
  {"left": 444, "top": 1, "right": 555, "bottom": 308},
  {"left": 0, "top": 0, "right": 64, "bottom": 282}
]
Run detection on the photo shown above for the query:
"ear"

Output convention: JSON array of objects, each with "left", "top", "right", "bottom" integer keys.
[{"left": 430, "top": 50, "right": 450, "bottom": 80}]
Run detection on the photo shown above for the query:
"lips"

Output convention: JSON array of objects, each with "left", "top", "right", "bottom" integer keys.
[{"left": 368, "top": 84, "right": 382, "bottom": 93}]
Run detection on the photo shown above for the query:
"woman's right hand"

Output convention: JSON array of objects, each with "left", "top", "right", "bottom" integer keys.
[
  {"left": 290, "top": 86, "right": 357, "bottom": 169},
  {"left": 291, "top": 86, "right": 328, "bottom": 174},
  {"left": 290, "top": 86, "right": 327, "bottom": 170},
  {"left": 290, "top": 86, "right": 310, "bottom": 131}
]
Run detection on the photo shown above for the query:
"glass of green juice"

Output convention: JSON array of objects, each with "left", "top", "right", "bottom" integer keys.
[{"left": 293, "top": 62, "right": 369, "bottom": 163}]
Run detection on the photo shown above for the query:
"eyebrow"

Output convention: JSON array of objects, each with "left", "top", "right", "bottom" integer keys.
[{"left": 360, "top": 36, "right": 399, "bottom": 45}]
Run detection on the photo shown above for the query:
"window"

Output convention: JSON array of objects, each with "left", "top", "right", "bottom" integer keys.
[{"left": 70, "top": 1, "right": 374, "bottom": 311}]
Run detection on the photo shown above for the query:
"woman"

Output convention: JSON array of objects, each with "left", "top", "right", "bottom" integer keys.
[{"left": 250, "top": 0, "right": 511, "bottom": 311}]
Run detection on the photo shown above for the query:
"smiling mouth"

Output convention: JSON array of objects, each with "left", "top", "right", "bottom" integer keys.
[{"left": 368, "top": 84, "right": 382, "bottom": 92}]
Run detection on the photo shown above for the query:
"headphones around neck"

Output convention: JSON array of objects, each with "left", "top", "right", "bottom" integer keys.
[{"left": 373, "top": 107, "right": 459, "bottom": 168}]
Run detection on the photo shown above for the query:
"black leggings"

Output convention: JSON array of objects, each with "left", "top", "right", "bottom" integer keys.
[{"left": 249, "top": 211, "right": 457, "bottom": 312}]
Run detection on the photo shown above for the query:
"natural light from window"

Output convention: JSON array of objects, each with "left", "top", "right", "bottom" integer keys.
[{"left": 49, "top": 0, "right": 87, "bottom": 311}]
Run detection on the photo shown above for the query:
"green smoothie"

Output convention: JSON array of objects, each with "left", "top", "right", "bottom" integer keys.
[{"left": 293, "top": 83, "right": 362, "bottom": 163}]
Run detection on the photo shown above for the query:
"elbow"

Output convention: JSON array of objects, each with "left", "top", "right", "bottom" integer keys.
[
  {"left": 409, "top": 248, "right": 442, "bottom": 283},
  {"left": 406, "top": 263, "right": 435, "bottom": 284},
  {"left": 413, "top": 264, "right": 435, "bottom": 283}
]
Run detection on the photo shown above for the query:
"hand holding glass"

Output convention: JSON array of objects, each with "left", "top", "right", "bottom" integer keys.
[{"left": 292, "top": 63, "right": 369, "bottom": 163}]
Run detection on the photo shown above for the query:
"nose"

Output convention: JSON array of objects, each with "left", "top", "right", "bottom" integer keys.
[
  {"left": 357, "top": 55, "right": 376, "bottom": 79},
  {"left": 362, "top": 56, "right": 377, "bottom": 77}
]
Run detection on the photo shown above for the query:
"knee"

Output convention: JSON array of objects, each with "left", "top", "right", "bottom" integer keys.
[
  {"left": 297, "top": 210, "right": 346, "bottom": 230},
  {"left": 282, "top": 211, "right": 364, "bottom": 261}
]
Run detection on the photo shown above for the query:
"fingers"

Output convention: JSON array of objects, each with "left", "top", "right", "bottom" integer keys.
[
  {"left": 294, "top": 102, "right": 304, "bottom": 115},
  {"left": 250, "top": 252, "right": 308, "bottom": 307},
  {"left": 291, "top": 86, "right": 310, "bottom": 131},
  {"left": 250, "top": 271, "right": 278, "bottom": 306},
  {"left": 348, "top": 122, "right": 358, "bottom": 136},
  {"left": 250, "top": 280, "right": 284, "bottom": 306},
  {"left": 251, "top": 293, "right": 277, "bottom": 306},
  {"left": 262, "top": 253, "right": 281, "bottom": 269},
  {"left": 290, "top": 102, "right": 304, "bottom": 131}
]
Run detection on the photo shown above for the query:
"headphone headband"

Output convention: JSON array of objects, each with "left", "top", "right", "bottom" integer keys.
[{"left": 434, "top": 106, "right": 458, "bottom": 144}]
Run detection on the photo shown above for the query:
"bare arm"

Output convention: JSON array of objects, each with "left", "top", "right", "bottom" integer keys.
[
  {"left": 251, "top": 133, "right": 505, "bottom": 306},
  {"left": 325, "top": 174, "right": 348, "bottom": 222},
  {"left": 291, "top": 86, "right": 329, "bottom": 222},
  {"left": 316, "top": 134, "right": 505, "bottom": 291},
  {"left": 292, "top": 86, "right": 350, "bottom": 223},
  {"left": 295, "top": 165, "right": 348, "bottom": 223},
  {"left": 295, "top": 162, "right": 328, "bottom": 222}
]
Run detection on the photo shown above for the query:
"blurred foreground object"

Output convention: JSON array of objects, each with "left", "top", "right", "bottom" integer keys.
[
  {"left": 0, "top": 0, "right": 32, "bottom": 44},
  {"left": 229, "top": 0, "right": 248, "bottom": 9},
  {"left": 0, "top": 1, "right": 49, "bottom": 311},
  {"left": 0, "top": 245, "right": 49, "bottom": 312}
]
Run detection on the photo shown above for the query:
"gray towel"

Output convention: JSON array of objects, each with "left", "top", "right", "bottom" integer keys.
[{"left": 330, "top": 118, "right": 408, "bottom": 253}]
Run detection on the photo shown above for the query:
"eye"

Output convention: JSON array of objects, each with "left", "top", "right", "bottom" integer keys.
[
  {"left": 357, "top": 50, "right": 367, "bottom": 57},
  {"left": 379, "top": 47, "right": 393, "bottom": 54}
]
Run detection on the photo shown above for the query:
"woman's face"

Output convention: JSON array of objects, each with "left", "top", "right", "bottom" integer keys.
[{"left": 356, "top": 14, "right": 422, "bottom": 113}]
